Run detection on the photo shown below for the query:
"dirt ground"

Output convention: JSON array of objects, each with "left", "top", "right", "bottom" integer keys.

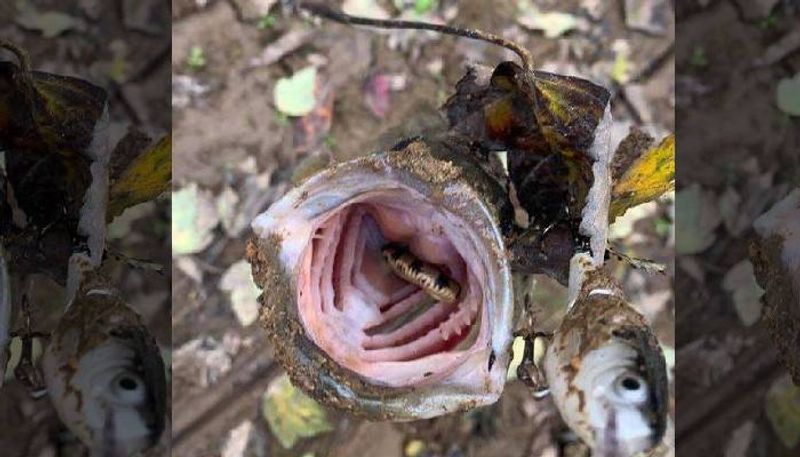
[
  {"left": 0, "top": 0, "right": 171, "bottom": 455},
  {"left": 675, "top": 1, "right": 800, "bottom": 456},
  {"left": 171, "top": 1, "right": 674, "bottom": 457}
]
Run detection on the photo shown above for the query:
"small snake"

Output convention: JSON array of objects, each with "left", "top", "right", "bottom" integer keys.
[{"left": 382, "top": 243, "right": 461, "bottom": 303}]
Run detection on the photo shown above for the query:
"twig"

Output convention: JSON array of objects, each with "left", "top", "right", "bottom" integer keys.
[
  {"left": 292, "top": 1, "right": 535, "bottom": 70},
  {"left": 106, "top": 249, "right": 166, "bottom": 275},
  {"left": 0, "top": 40, "right": 35, "bottom": 97},
  {"left": 0, "top": 40, "right": 31, "bottom": 72}
]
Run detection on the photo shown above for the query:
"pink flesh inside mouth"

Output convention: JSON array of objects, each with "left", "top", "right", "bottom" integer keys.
[{"left": 296, "top": 190, "right": 487, "bottom": 387}]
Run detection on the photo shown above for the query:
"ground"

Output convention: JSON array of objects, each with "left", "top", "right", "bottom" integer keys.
[
  {"left": 172, "top": 1, "right": 674, "bottom": 457},
  {"left": 676, "top": 1, "right": 800, "bottom": 456}
]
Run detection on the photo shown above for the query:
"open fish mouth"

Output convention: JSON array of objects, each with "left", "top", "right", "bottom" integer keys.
[
  {"left": 298, "top": 187, "right": 491, "bottom": 386},
  {"left": 249, "top": 139, "right": 514, "bottom": 419}
]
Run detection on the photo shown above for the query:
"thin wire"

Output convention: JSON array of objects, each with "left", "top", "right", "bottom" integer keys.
[{"left": 294, "top": 1, "right": 534, "bottom": 70}]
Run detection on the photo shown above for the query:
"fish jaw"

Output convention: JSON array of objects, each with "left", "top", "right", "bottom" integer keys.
[{"left": 249, "top": 141, "right": 514, "bottom": 420}]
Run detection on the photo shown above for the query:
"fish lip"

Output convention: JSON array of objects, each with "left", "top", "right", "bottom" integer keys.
[{"left": 249, "top": 145, "right": 514, "bottom": 420}]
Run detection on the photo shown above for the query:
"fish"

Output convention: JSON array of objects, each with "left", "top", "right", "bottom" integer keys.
[
  {"left": 42, "top": 254, "right": 166, "bottom": 456},
  {"left": 543, "top": 253, "right": 668, "bottom": 456},
  {"left": 247, "top": 135, "right": 515, "bottom": 420},
  {"left": 381, "top": 243, "right": 461, "bottom": 303},
  {"left": 750, "top": 187, "right": 800, "bottom": 384}
]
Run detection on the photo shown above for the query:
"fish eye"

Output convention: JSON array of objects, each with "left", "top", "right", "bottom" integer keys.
[
  {"left": 119, "top": 377, "right": 138, "bottom": 391},
  {"left": 110, "top": 372, "right": 147, "bottom": 405},
  {"left": 621, "top": 377, "right": 640, "bottom": 391},
  {"left": 614, "top": 373, "right": 648, "bottom": 404}
]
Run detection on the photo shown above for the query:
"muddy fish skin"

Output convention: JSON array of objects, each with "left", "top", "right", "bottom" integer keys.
[
  {"left": 42, "top": 255, "right": 166, "bottom": 457},
  {"left": 544, "top": 254, "right": 668, "bottom": 456},
  {"left": 248, "top": 136, "right": 514, "bottom": 420}
]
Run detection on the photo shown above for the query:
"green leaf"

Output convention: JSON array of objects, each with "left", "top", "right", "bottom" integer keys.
[
  {"left": 611, "top": 45, "right": 631, "bottom": 84},
  {"left": 15, "top": 6, "right": 84, "bottom": 38},
  {"left": 219, "top": 260, "right": 261, "bottom": 327},
  {"left": 777, "top": 74, "right": 800, "bottom": 116},
  {"left": 172, "top": 183, "right": 220, "bottom": 256},
  {"left": 765, "top": 374, "right": 800, "bottom": 449},
  {"left": 675, "top": 184, "right": 721, "bottom": 255},
  {"left": 517, "top": 2, "right": 581, "bottom": 39},
  {"left": 187, "top": 46, "right": 206, "bottom": 70},
  {"left": 262, "top": 374, "right": 333, "bottom": 448},
  {"left": 274, "top": 66, "right": 318, "bottom": 117},
  {"left": 722, "top": 260, "right": 764, "bottom": 327},
  {"left": 690, "top": 46, "right": 708, "bottom": 68},
  {"left": 414, "top": 0, "right": 436, "bottom": 14}
]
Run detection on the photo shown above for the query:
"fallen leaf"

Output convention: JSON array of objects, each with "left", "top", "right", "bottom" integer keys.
[
  {"left": 219, "top": 260, "right": 261, "bottom": 327},
  {"left": 611, "top": 40, "right": 632, "bottom": 83},
  {"left": 517, "top": 2, "right": 582, "bottom": 38},
  {"left": 364, "top": 73, "right": 394, "bottom": 119},
  {"left": 611, "top": 134, "right": 675, "bottom": 220},
  {"left": 216, "top": 186, "right": 241, "bottom": 236},
  {"left": 173, "top": 337, "right": 232, "bottom": 389},
  {"left": 764, "top": 374, "right": 800, "bottom": 449},
  {"left": 230, "top": 0, "right": 277, "bottom": 21},
  {"left": 343, "top": 0, "right": 389, "bottom": 18},
  {"left": 262, "top": 374, "right": 333, "bottom": 448},
  {"left": 724, "top": 421, "right": 755, "bottom": 457},
  {"left": 405, "top": 440, "right": 426, "bottom": 457},
  {"left": 109, "top": 135, "right": 172, "bottom": 220},
  {"left": 776, "top": 73, "right": 800, "bottom": 116},
  {"left": 609, "top": 201, "right": 658, "bottom": 240},
  {"left": 413, "top": 0, "right": 436, "bottom": 14},
  {"left": 624, "top": 0, "right": 670, "bottom": 35},
  {"left": 506, "top": 336, "right": 526, "bottom": 380},
  {"left": 221, "top": 420, "right": 266, "bottom": 457},
  {"left": 274, "top": 66, "right": 318, "bottom": 116},
  {"left": 718, "top": 187, "right": 742, "bottom": 236},
  {"left": 15, "top": 6, "right": 85, "bottom": 38},
  {"left": 722, "top": 260, "right": 764, "bottom": 326},
  {"left": 172, "top": 183, "right": 220, "bottom": 256},
  {"left": 675, "top": 183, "right": 720, "bottom": 255}
]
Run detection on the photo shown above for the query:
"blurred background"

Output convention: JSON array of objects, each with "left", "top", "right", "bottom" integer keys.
[
  {"left": 676, "top": 1, "right": 800, "bottom": 456},
  {"left": 171, "top": 1, "right": 674, "bottom": 456},
  {"left": 0, "top": 0, "right": 171, "bottom": 455}
]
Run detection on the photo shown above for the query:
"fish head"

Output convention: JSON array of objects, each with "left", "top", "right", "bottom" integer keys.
[
  {"left": 248, "top": 138, "right": 515, "bottom": 420},
  {"left": 42, "top": 291, "right": 166, "bottom": 456},
  {"left": 544, "top": 264, "right": 667, "bottom": 456}
]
